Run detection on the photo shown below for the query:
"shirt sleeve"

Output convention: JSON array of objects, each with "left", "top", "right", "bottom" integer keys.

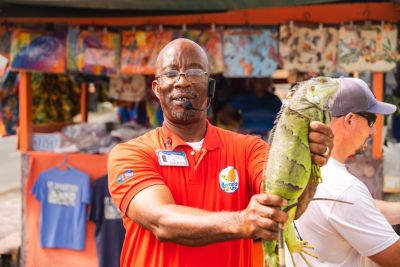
[
  {"left": 32, "top": 173, "right": 45, "bottom": 202},
  {"left": 107, "top": 141, "right": 165, "bottom": 216},
  {"left": 245, "top": 136, "right": 268, "bottom": 195},
  {"left": 328, "top": 185, "right": 399, "bottom": 256}
]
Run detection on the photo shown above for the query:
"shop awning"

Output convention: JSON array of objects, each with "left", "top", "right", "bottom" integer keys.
[
  {"left": 1, "top": 0, "right": 351, "bottom": 11},
  {"left": 2, "top": 0, "right": 394, "bottom": 17}
]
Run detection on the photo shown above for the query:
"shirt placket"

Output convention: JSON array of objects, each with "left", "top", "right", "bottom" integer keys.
[{"left": 187, "top": 148, "right": 207, "bottom": 184}]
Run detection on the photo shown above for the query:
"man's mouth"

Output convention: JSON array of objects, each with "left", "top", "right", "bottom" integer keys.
[
  {"left": 174, "top": 97, "right": 190, "bottom": 102},
  {"left": 172, "top": 97, "right": 194, "bottom": 106}
]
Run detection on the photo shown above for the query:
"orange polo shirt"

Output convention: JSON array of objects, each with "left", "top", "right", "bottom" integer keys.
[{"left": 108, "top": 121, "right": 268, "bottom": 267}]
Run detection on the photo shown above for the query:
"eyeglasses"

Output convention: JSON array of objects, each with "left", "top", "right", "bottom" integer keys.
[
  {"left": 156, "top": 69, "right": 208, "bottom": 85},
  {"left": 355, "top": 112, "right": 377, "bottom": 128}
]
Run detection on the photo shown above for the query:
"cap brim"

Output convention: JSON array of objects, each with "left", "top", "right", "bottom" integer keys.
[{"left": 367, "top": 101, "right": 397, "bottom": 115}]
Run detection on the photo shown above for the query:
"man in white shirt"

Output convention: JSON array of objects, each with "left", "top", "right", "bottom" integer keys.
[{"left": 286, "top": 77, "right": 400, "bottom": 267}]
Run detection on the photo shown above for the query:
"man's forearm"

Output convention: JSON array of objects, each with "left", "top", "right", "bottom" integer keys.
[
  {"left": 375, "top": 200, "right": 400, "bottom": 225},
  {"left": 141, "top": 204, "right": 245, "bottom": 246}
]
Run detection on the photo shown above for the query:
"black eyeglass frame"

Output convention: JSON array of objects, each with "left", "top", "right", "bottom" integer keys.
[{"left": 355, "top": 112, "right": 377, "bottom": 128}]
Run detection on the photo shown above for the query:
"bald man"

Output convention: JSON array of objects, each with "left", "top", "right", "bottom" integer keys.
[{"left": 107, "top": 38, "right": 334, "bottom": 267}]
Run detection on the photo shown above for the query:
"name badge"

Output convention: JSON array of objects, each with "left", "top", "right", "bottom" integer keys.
[{"left": 157, "top": 150, "right": 189, "bottom": 167}]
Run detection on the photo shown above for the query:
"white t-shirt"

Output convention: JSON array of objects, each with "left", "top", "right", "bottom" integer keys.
[
  {"left": 285, "top": 158, "right": 399, "bottom": 267},
  {"left": 186, "top": 138, "right": 204, "bottom": 151}
]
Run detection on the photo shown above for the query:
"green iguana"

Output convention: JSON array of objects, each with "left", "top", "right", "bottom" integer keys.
[{"left": 262, "top": 77, "right": 340, "bottom": 267}]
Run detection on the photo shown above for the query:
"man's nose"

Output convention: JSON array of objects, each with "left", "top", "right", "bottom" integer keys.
[{"left": 175, "top": 73, "right": 190, "bottom": 87}]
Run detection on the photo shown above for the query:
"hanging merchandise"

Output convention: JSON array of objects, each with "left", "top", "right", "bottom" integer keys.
[
  {"left": 144, "top": 75, "right": 163, "bottom": 128},
  {"left": 223, "top": 28, "right": 278, "bottom": 77},
  {"left": 32, "top": 165, "right": 91, "bottom": 250},
  {"left": 279, "top": 24, "right": 338, "bottom": 73},
  {"left": 145, "top": 100, "right": 163, "bottom": 127},
  {"left": 109, "top": 74, "right": 146, "bottom": 102},
  {"left": 62, "top": 123, "right": 112, "bottom": 153},
  {"left": 32, "top": 73, "right": 81, "bottom": 124},
  {"left": 338, "top": 24, "right": 398, "bottom": 72},
  {"left": 181, "top": 30, "right": 224, "bottom": 74},
  {"left": 89, "top": 175, "right": 125, "bottom": 267},
  {"left": 120, "top": 30, "right": 177, "bottom": 75},
  {"left": 0, "top": 26, "right": 11, "bottom": 78},
  {"left": 0, "top": 70, "right": 18, "bottom": 136},
  {"left": 67, "top": 28, "right": 120, "bottom": 76},
  {"left": 11, "top": 29, "right": 66, "bottom": 74}
]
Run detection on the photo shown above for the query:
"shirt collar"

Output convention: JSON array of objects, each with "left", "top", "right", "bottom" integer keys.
[{"left": 160, "top": 120, "right": 222, "bottom": 151}]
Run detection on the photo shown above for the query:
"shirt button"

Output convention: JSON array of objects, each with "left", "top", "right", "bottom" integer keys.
[{"left": 190, "top": 151, "right": 195, "bottom": 156}]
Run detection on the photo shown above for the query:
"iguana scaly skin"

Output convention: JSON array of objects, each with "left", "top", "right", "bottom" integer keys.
[{"left": 262, "top": 77, "right": 340, "bottom": 267}]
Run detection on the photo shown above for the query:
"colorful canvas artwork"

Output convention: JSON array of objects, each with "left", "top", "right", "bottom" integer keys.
[
  {"left": 0, "top": 27, "right": 11, "bottom": 78},
  {"left": 279, "top": 24, "right": 338, "bottom": 73},
  {"left": 0, "top": 71, "right": 19, "bottom": 136},
  {"left": 11, "top": 30, "right": 66, "bottom": 74},
  {"left": 181, "top": 30, "right": 224, "bottom": 74},
  {"left": 338, "top": 24, "right": 398, "bottom": 72},
  {"left": 120, "top": 31, "right": 176, "bottom": 75},
  {"left": 109, "top": 75, "right": 146, "bottom": 102},
  {"left": 31, "top": 73, "right": 81, "bottom": 124},
  {"left": 223, "top": 29, "right": 278, "bottom": 77},
  {"left": 68, "top": 29, "right": 120, "bottom": 76}
]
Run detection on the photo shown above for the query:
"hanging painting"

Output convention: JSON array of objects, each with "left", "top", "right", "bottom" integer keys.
[
  {"left": 223, "top": 29, "right": 278, "bottom": 77},
  {"left": 68, "top": 28, "right": 120, "bottom": 76},
  {"left": 11, "top": 29, "right": 66, "bottom": 74},
  {"left": 120, "top": 31, "right": 176, "bottom": 75},
  {"left": 181, "top": 30, "right": 224, "bottom": 74},
  {"left": 0, "top": 27, "right": 11, "bottom": 78},
  {"left": 279, "top": 24, "right": 338, "bottom": 74},
  {"left": 109, "top": 75, "right": 146, "bottom": 102},
  {"left": 338, "top": 24, "right": 398, "bottom": 72}
]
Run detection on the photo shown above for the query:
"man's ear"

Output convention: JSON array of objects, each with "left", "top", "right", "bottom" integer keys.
[
  {"left": 152, "top": 80, "right": 160, "bottom": 99},
  {"left": 344, "top": 113, "right": 354, "bottom": 126}
]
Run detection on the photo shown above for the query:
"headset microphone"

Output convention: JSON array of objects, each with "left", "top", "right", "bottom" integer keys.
[
  {"left": 183, "top": 78, "right": 216, "bottom": 112},
  {"left": 182, "top": 100, "right": 208, "bottom": 111}
]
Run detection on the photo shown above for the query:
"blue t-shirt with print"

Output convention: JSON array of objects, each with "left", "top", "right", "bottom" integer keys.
[
  {"left": 32, "top": 167, "right": 90, "bottom": 250},
  {"left": 231, "top": 92, "right": 281, "bottom": 133}
]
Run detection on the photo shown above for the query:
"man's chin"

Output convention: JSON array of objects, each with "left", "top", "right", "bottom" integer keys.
[
  {"left": 354, "top": 144, "right": 370, "bottom": 156},
  {"left": 355, "top": 149, "right": 366, "bottom": 155},
  {"left": 170, "top": 112, "right": 202, "bottom": 124}
]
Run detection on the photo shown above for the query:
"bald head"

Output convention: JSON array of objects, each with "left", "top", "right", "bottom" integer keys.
[{"left": 156, "top": 38, "right": 209, "bottom": 73}]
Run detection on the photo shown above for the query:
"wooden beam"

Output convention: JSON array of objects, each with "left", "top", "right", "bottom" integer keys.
[
  {"left": 80, "top": 82, "right": 88, "bottom": 123},
  {"left": 33, "top": 122, "right": 74, "bottom": 133},
  {"left": 372, "top": 72, "right": 384, "bottom": 159},
  {"left": 1, "top": 2, "right": 399, "bottom": 26},
  {"left": 19, "top": 71, "right": 33, "bottom": 152}
]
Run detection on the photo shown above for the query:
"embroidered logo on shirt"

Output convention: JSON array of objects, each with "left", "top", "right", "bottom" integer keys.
[
  {"left": 117, "top": 169, "right": 134, "bottom": 184},
  {"left": 219, "top": 166, "right": 239, "bottom": 193}
]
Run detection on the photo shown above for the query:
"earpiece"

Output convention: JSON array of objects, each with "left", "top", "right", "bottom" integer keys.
[{"left": 208, "top": 78, "right": 216, "bottom": 99}]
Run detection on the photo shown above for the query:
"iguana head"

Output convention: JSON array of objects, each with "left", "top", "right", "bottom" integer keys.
[{"left": 304, "top": 76, "right": 340, "bottom": 110}]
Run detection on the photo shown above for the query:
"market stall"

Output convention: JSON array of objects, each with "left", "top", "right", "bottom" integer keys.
[{"left": 0, "top": 1, "right": 399, "bottom": 267}]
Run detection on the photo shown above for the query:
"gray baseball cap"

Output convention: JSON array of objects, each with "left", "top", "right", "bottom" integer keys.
[{"left": 332, "top": 77, "right": 397, "bottom": 117}]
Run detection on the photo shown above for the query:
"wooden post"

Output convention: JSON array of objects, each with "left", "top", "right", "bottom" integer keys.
[
  {"left": 372, "top": 72, "right": 384, "bottom": 159},
  {"left": 19, "top": 71, "right": 33, "bottom": 151},
  {"left": 80, "top": 82, "right": 88, "bottom": 122}
]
